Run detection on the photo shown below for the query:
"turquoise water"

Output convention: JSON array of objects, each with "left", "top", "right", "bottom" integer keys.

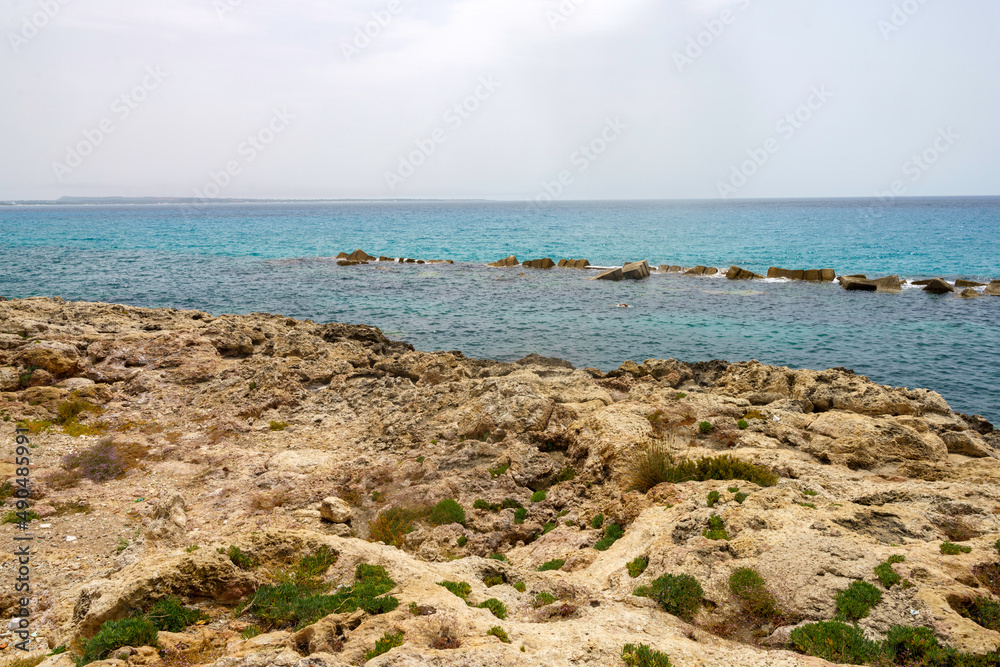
[{"left": 1, "top": 199, "right": 998, "bottom": 421}]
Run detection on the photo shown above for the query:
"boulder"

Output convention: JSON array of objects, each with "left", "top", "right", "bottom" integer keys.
[
  {"left": 840, "top": 277, "right": 877, "bottom": 292},
  {"left": 622, "top": 261, "right": 650, "bottom": 280},
  {"left": 559, "top": 259, "right": 590, "bottom": 269},
  {"left": 593, "top": 268, "right": 623, "bottom": 281},
  {"left": 955, "top": 279, "right": 986, "bottom": 288},
  {"left": 704, "top": 267, "right": 719, "bottom": 276},
  {"left": 377, "top": 256, "right": 394, "bottom": 262},
  {"left": 940, "top": 431, "right": 994, "bottom": 457},
  {"left": 489, "top": 255, "right": 519, "bottom": 268},
  {"left": 768, "top": 267, "right": 804, "bottom": 280},
  {"left": 336, "top": 260, "right": 362, "bottom": 266},
  {"left": 726, "top": 266, "right": 762, "bottom": 280},
  {"left": 523, "top": 258, "right": 556, "bottom": 269},
  {"left": 335, "top": 252, "right": 349, "bottom": 259},
  {"left": 684, "top": 266, "right": 708, "bottom": 275},
  {"left": 405, "top": 258, "right": 417, "bottom": 263},
  {"left": 872, "top": 275, "right": 902, "bottom": 292},
  {"left": 657, "top": 265, "right": 671, "bottom": 273},
  {"left": 667, "top": 266, "right": 682, "bottom": 273},
  {"left": 984, "top": 280, "right": 1000, "bottom": 296},
  {"left": 320, "top": 497, "right": 353, "bottom": 523},
  {"left": 911, "top": 279, "right": 933, "bottom": 286},
  {"left": 959, "top": 288, "right": 981, "bottom": 299},
  {"left": 144, "top": 493, "right": 187, "bottom": 543},
  {"left": 0, "top": 367, "right": 19, "bottom": 391},
  {"left": 923, "top": 278, "right": 955, "bottom": 294},
  {"left": 346, "top": 249, "right": 375, "bottom": 261},
  {"left": 21, "top": 341, "right": 79, "bottom": 376}
]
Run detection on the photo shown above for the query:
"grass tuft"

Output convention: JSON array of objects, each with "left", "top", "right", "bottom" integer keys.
[
  {"left": 621, "top": 643, "right": 672, "bottom": 667},
  {"left": 478, "top": 598, "right": 507, "bottom": 619},
  {"left": 364, "top": 630, "right": 404, "bottom": 661},
  {"left": 488, "top": 626, "right": 511, "bottom": 643},
  {"left": 437, "top": 580, "right": 471, "bottom": 601},
  {"left": 627, "top": 556, "right": 649, "bottom": 578},
  {"left": 941, "top": 541, "right": 972, "bottom": 555},
  {"left": 78, "top": 617, "right": 158, "bottom": 665},
  {"left": 594, "top": 523, "right": 624, "bottom": 551},
  {"left": 428, "top": 498, "right": 465, "bottom": 526},
  {"left": 835, "top": 580, "right": 882, "bottom": 621},
  {"left": 537, "top": 559, "right": 565, "bottom": 572},
  {"left": 624, "top": 444, "right": 777, "bottom": 493}
]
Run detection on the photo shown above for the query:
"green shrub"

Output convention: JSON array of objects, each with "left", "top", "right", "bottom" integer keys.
[
  {"left": 56, "top": 398, "right": 96, "bottom": 425},
  {"left": 595, "top": 523, "right": 624, "bottom": 551},
  {"left": 457, "top": 536, "right": 468, "bottom": 547},
  {"left": 835, "top": 580, "right": 883, "bottom": 621},
  {"left": 802, "top": 489, "right": 818, "bottom": 496},
  {"left": 698, "top": 421, "right": 713, "bottom": 434},
  {"left": 737, "top": 419, "right": 749, "bottom": 430},
  {"left": 941, "top": 541, "right": 972, "bottom": 555},
  {"left": 225, "top": 545, "right": 259, "bottom": 570},
  {"left": 489, "top": 553, "right": 508, "bottom": 562},
  {"left": 364, "top": 630, "right": 404, "bottom": 661},
  {"left": 290, "top": 545, "right": 337, "bottom": 583},
  {"left": 627, "top": 556, "right": 649, "bottom": 578},
  {"left": 269, "top": 421, "right": 289, "bottom": 431},
  {"left": 734, "top": 492, "right": 748, "bottom": 504},
  {"left": 533, "top": 592, "right": 557, "bottom": 607},
  {"left": 488, "top": 626, "right": 510, "bottom": 643},
  {"left": 437, "top": 580, "right": 471, "bottom": 601},
  {"left": 621, "top": 643, "right": 672, "bottom": 667},
  {"left": 2, "top": 510, "right": 40, "bottom": 524},
  {"left": 624, "top": 445, "right": 778, "bottom": 493},
  {"left": 513, "top": 581, "right": 526, "bottom": 592},
  {"left": 537, "top": 559, "right": 565, "bottom": 572},
  {"left": 478, "top": 598, "right": 507, "bottom": 619},
  {"left": 239, "top": 563, "right": 397, "bottom": 630},
  {"left": 728, "top": 568, "right": 779, "bottom": 619},
  {"left": 789, "top": 621, "right": 882, "bottom": 664},
  {"left": 884, "top": 625, "right": 948, "bottom": 665},
  {"left": 368, "top": 506, "right": 427, "bottom": 548},
  {"left": 146, "top": 596, "right": 206, "bottom": 632},
  {"left": 887, "top": 554, "right": 906, "bottom": 564},
  {"left": 959, "top": 597, "right": 1000, "bottom": 631},
  {"left": 483, "top": 574, "right": 504, "bottom": 587},
  {"left": 428, "top": 499, "right": 465, "bottom": 526},
  {"left": 78, "top": 617, "right": 158, "bottom": 665},
  {"left": 240, "top": 626, "right": 261, "bottom": 640},
  {"left": 473, "top": 498, "right": 494, "bottom": 511},
  {"left": 995, "top": 539, "right": 1000, "bottom": 554},
  {"left": 875, "top": 556, "right": 905, "bottom": 589},
  {"left": 514, "top": 507, "right": 528, "bottom": 524},
  {"left": 542, "top": 521, "right": 557, "bottom": 534},
  {"left": 531, "top": 490, "right": 547, "bottom": 503},
  {"left": 501, "top": 498, "right": 523, "bottom": 510},
  {"left": 707, "top": 491, "right": 720, "bottom": 508},
  {"left": 634, "top": 574, "right": 704, "bottom": 622},
  {"left": 702, "top": 515, "right": 729, "bottom": 541},
  {"left": 591, "top": 513, "right": 605, "bottom": 529}
]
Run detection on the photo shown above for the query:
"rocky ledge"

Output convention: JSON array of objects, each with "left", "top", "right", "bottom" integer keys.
[{"left": 0, "top": 298, "right": 999, "bottom": 666}]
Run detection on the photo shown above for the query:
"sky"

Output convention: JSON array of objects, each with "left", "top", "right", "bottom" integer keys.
[{"left": 1, "top": 0, "right": 998, "bottom": 201}]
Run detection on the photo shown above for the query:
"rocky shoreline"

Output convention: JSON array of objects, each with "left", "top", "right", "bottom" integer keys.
[{"left": 1, "top": 298, "right": 999, "bottom": 666}]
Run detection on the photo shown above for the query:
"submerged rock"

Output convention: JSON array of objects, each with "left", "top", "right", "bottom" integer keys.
[
  {"left": 593, "top": 267, "right": 624, "bottom": 281},
  {"left": 839, "top": 276, "right": 878, "bottom": 292},
  {"left": 985, "top": 280, "right": 1000, "bottom": 296},
  {"left": 523, "top": 258, "right": 556, "bottom": 269}
]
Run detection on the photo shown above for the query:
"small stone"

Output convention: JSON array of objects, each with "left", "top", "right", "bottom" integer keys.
[{"left": 320, "top": 496, "right": 352, "bottom": 523}]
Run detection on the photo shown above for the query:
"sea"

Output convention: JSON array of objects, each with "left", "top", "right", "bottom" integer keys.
[{"left": 1, "top": 198, "right": 998, "bottom": 422}]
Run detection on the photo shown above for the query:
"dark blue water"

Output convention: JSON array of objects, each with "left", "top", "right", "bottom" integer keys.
[{"left": 1, "top": 199, "right": 998, "bottom": 422}]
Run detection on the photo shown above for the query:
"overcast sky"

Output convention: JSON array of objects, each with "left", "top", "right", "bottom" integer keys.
[{"left": 2, "top": 0, "right": 998, "bottom": 201}]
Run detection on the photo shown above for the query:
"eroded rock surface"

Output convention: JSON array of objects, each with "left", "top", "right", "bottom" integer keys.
[{"left": 0, "top": 298, "right": 998, "bottom": 666}]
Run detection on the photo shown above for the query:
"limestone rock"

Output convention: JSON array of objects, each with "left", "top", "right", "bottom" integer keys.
[
  {"left": 145, "top": 493, "right": 188, "bottom": 542},
  {"left": 346, "top": 249, "right": 375, "bottom": 261},
  {"left": 622, "top": 261, "right": 650, "bottom": 280},
  {"left": 522, "top": 258, "right": 556, "bottom": 269},
  {"left": 320, "top": 496, "right": 353, "bottom": 523},
  {"left": 558, "top": 259, "right": 590, "bottom": 269},
  {"left": 940, "top": 430, "right": 994, "bottom": 457},
  {"left": 984, "top": 280, "right": 1000, "bottom": 296},
  {"left": 840, "top": 276, "right": 877, "bottom": 291},
  {"left": 955, "top": 279, "right": 986, "bottom": 288},
  {"left": 593, "top": 268, "right": 623, "bottom": 281},
  {"left": 872, "top": 275, "right": 903, "bottom": 292},
  {"left": 726, "top": 266, "right": 762, "bottom": 280},
  {"left": 488, "top": 255, "right": 519, "bottom": 268},
  {"left": 21, "top": 340, "right": 79, "bottom": 376},
  {"left": 923, "top": 278, "right": 955, "bottom": 294},
  {"left": 960, "top": 288, "right": 982, "bottom": 299},
  {"left": 0, "top": 366, "right": 18, "bottom": 391}
]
